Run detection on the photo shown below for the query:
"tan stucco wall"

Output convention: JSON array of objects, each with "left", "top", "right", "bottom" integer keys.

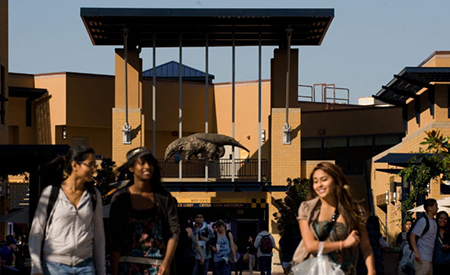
[
  {"left": 214, "top": 80, "right": 271, "bottom": 162},
  {"left": 301, "top": 106, "right": 403, "bottom": 138}
]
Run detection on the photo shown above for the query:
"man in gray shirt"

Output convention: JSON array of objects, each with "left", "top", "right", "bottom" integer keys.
[{"left": 410, "top": 198, "right": 438, "bottom": 275}]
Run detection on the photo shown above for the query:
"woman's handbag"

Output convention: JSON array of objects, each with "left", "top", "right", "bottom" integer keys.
[{"left": 291, "top": 242, "right": 344, "bottom": 275}]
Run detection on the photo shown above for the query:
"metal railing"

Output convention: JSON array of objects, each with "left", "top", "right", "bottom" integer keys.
[{"left": 159, "top": 158, "right": 268, "bottom": 179}]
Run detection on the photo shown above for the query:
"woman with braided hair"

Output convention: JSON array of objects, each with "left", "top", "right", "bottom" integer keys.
[{"left": 293, "top": 162, "right": 375, "bottom": 275}]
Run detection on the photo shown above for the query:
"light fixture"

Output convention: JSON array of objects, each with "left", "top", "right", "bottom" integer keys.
[
  {"left": 385, "top": 191, "right": 389, "bottom": 205},
  {"left": 261, "top": 130, "right": 266, "bottom": 142},
  {"left": 122, "top": 123, "right": 132, "bottom": 144},
  {"left": 282, "top": 123, "right": 291, "bottom": 145},
  {"left": 62, "top": 126, "right": 67, "bottom": 140}
]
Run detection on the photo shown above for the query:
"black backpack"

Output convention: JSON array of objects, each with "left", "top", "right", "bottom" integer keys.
[{"left": 407, "top": 216, "right": 430, "bottom": 251}]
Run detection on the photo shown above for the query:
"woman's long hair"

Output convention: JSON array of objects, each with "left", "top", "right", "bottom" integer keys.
[
  {"left": 307, "top": 162, "right": 363, "bottom": 232},
  {"left": 117, "top": 147, "right": 170, "bottom": 195},
  {"left": 42, "top": 145, "right": 95, "bottom": 185}
]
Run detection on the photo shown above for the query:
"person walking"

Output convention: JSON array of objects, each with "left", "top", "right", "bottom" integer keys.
[
  {"left": 210, "top": 220, "right": 237, "bottom": 275},
  {"left": 109, "top": 147, "right": 180, "bottom": 275},
  {"left": 192, "top": 213, "right": 214, "bottom": 275},
  {"left": 29, "top": 145, "right": 105, "bottom": 275},
  {"left": 410, "top": 198, "right": 438, "bottom": 275},
  {"left": 245, "top": 236, "right": 257, "bottom": 274},
  {"left": 254, "top": 224, "right": 275, "bottom": 275},
  {"left": 295, "top": 162, "right": 375, "bottom": 275},
  {"left": 433, "top": 211, "right": 450, "bottom": 274}
]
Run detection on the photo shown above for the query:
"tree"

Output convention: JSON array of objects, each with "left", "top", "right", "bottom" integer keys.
[
  {"left": 93, "top": 157, "right": 118, "bottom": 204},
  {"left": 399, "top": 129, "right": 450, "bottom": 220},
  {"left": 273, "top": 177, "right": 309, "bottom": 236}
]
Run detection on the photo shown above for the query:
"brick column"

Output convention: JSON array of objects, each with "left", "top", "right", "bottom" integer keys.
[{"left": 113, "top": 49, "right": 145, "bottom": 165}]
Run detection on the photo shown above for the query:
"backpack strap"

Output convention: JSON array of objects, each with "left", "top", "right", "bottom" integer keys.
[
  {"left": 422, "top": 216, "right": 430, "bottom": 237},
  {"left": 42, "top": 184, "right": 60, "bottom": 259}
]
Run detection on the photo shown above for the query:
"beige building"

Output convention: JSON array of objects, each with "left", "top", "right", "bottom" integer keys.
[
  {"left": 5, "top": 3, "right": 445, "bottom": 271},
  {"left": 371, "top": 51, "right": 450, "bottom": 243}
]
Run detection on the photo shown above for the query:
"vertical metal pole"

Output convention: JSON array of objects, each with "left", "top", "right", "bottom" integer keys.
[
  {"left": 285, "top": 35, "right": 290, "bottom": 125},
  {"left": 179, "top": 33, "right": 183, "bottom": 181},
  {"left": 122, "top": 28, "right": 131, "bottom": 144},
  {"left": 232, "top": 31, "right": 236, "bottom": 182},
  {"left": 205, "top": 33, "right": 209, "bottom": 182},
  {"left": 258, "top": 31, "right": 262, "bottom": 182},
  {"left": 282, "top": 27, "right": 293, "bottom": 145},
  {"left": 152, "top": 33, "right": 156, "bottom": 154},
  {"left": 124, "top": 30, "right": 128, "bottom": 127}
]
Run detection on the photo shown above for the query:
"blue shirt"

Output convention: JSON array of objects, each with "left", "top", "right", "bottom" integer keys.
[{"left": 213, "top": 236, "right": 231, "bottom": 262}]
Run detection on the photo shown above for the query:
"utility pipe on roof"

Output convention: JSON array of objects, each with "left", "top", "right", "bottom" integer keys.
[
  {"left": 179, "top": 33, "right": 183, "bottom": 182},
  {"left": 122, "top": 28, "right": 132, "bottom": 144},
  {"left": 205, "top": 33, "right": 209, "bottom": 182}
]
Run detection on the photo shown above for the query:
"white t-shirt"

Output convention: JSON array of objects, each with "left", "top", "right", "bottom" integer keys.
[{"left": 411, "top": 216, "right": 437, "bottom": 262}]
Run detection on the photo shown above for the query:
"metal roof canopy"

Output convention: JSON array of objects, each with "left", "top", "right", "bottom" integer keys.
[
  {"left": 374, "top": 153, "right": 433, "bottom": 167},
  {"left": 373, "top": 67, "right": 450, "bottom": 107},
  {"left": 80, "top": 8, "right": 334, "bottom": 47}
]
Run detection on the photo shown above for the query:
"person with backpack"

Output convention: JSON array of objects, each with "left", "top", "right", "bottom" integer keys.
[
  {"left": 109, "top": 147, "right": 180, "bottom": 275},
  {"left": 210, "top": 220, "right": 237, "bottom": 275},
  {"left": 409, "top": 198, "right": 438, "bottom": 275},
  {"left": 192, "top": 213, "right": 214, "bottom": 275},
  {"left": 29, "top": 145, "right": 105, "bottom": 275},
  {"left": 254, "top": 223, "right": 275, "bottom": 275}
]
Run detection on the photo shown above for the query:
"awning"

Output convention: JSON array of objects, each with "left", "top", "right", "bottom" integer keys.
[
  {"left": 374, "top": 153, "right": 432, "bottom": 167},
  {"left": 0, "top": 208, "right": 29, "bottom": 224},
  {"left": 373, "top": 67, "right": 450, "bottom": 107},
  {"left": 80, "top": 8, "right": 334, "bottom": 47}
]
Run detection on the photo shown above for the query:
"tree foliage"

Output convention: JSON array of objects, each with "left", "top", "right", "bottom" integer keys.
[
  {"left": 273, "top": 177, "right": 309, "bottom": 236},
  {"left": 399, "top": 130, "right": 450, "bottom": 220},
  {"left": 93, "top": 157, "right": 118, "bottom": 204}
]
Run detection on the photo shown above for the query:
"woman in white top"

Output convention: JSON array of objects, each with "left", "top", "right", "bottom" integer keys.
[{"left": 29, "top": 145, "right": 105, "bottom": 275}]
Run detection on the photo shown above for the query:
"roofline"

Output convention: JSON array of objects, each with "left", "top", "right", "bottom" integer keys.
[
  {"left": 80, "top": 7, "right": 335, "bottom": 18},
  {"left": 418, "top": 51, "right": 450, "bottom": 67}
]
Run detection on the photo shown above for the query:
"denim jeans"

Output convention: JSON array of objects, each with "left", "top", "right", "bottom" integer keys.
[
  {"left": 214, "top": 259, "right": 230, "bottom": 275},
  {"left": 259, "top": 256, "right": 272, "bottom": 275},
  {"left": 43, "top": 260, "right": 95, "bottom": 275},
  {"left": 192, "top": 258, "right": 209, "bottom": 275}
]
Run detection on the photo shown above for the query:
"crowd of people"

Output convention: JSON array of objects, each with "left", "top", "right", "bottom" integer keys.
[
  {"left": 176, "top": 212, "right": 276, "bottom": 275},
  {"left": 396, "top": 198, "right": 450, "bottom": 275},
  {"left": 1, "top": 145, "right": 447, "bottom": 275},
  {"left": 23, "top": 145, "right": 279, "bottom": 275}
]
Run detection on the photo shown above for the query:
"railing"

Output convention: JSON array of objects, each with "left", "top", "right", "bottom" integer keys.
[{"left": 158, "top": 158, "right": 268, "bottom": 179}]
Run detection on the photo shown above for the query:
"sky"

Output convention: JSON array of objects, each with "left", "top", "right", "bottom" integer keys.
[{"left": 8, "top": 0, "right": 450, "bottom": 104}]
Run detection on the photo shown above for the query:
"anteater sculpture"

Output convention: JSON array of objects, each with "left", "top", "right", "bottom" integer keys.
[{"left": 164, "top": 133, "right": 249, "bottom": 161}]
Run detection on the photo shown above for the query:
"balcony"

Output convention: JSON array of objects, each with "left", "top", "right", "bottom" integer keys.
[{"left": 159, "top": 158, "right": 268, "bottom": 179}]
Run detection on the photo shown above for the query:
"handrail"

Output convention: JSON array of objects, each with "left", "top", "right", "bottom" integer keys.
[{"left": 159, "top": 158, "right": 268, "bottom": 179}]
